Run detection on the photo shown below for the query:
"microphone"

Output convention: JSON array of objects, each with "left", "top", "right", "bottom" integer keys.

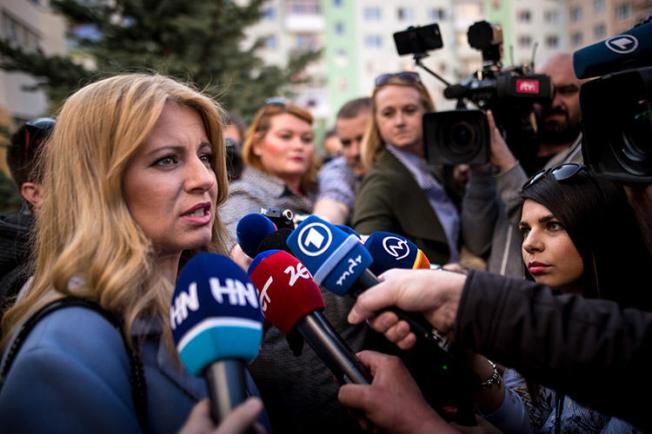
[
  {"left": 573, "top": 19, "right": 652, "bottom": 79},
  {"left": 236, "top": 213, "right": 277, "bottom": 258},
  {"left": 248, "top": 250, "right": 371, "bottom": 385},
  {"left": 335, "top": 224, "right": 362, "bottom": 239},
  {"left": 286, "top": 217, "right": 479, "bottom": 424},
  {"left": 171, "top": 253, "right": 264, "bottom": 425},
  {"left": 363, "top": 231, "right": 431, "bottom": 275},
  {"left": 285, "top": 215, "right": 447, "bottom": 349}
]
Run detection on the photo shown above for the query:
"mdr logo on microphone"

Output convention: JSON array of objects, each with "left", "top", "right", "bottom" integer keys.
[
  {"left": 297, "top": 221, "right": 333, "bottom": 257},
  {"left": 382, "top": 236, "right": 411, "bottom": 260}
]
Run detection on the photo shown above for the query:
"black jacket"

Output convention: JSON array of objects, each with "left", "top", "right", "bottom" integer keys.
[
  {"left": 457, "top": 270, "right": 652, "bottom": 431},
  {"left": 0, "top": 207, "right": 34, "bottom": 309}
]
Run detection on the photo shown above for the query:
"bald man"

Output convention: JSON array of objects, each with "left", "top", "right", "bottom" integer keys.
[{"left": 535, "top": 52, "right": 585, "bottom": 164}]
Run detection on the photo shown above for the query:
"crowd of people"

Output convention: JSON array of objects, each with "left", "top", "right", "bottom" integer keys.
[{"left": 0, "top": 28, "right": 650, "bottom": 434}]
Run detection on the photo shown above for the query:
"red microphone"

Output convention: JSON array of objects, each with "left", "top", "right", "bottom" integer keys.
[{"left": 248, "top": 250, "right": 371, "bottom": 385}]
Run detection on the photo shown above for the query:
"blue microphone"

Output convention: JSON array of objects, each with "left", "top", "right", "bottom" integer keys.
[
  {"left": 171, "top": 253, "right": 264, "bottom": 425},
  {"left": 364, "top": 232, "right": 431, "bottom": 275},
  {"left": 236, "top": 213, "right": 277, "bottom": 258},
  {"left": 286, "top": 215, "right": 373, "bottom": 295},
  {"left": 573, "top": 19, "right": 652, "bottom": 79},
  {"left": 336, "top": 224, "right": 362, "bottom": 239}
]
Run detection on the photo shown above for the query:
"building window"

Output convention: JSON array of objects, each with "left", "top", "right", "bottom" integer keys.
[
  {"left": 594, "top": 23, "right": 606, "bottom": 38},
  {"left": 262, "top": 6, "right": 276, "bottom": 20},
  {"left": 397, "top": 7, "right": 415, "bottom": 22},
  {"left": 429, "top": 8, "right": 446, "bottom": 21},
  {"left": 363, "top": 6, "right": 382, "bottom": 20},
  {"left": 295, "top": 33, "right": 318, "bottom": 50},
  {"left": 333, "top": 0, "right": 343, "bottom": 7},
  {"left": 264, "top": 35, "right": 277, "bottom": 49},
  {"left": 364, "top": 34, "right": 383, "bottom": 48},
  {"left": 570, "top": 6, "right": 582, "bottom": 22},
  {"left": 571, "top": 32, "right": 583, "bottom": 46},
  {"left": 615, "top": 3, "right": 632, "bottom": 20},
  {"left": 545, "top": 35, "right": 559, "bottom": 48},
  {"left": 593, "top": 0, "right": 606, "bottom": 13},
  {"left": 288, "top": 0, "right": 320, "bottom": 14},
  {"left": 1, "top": 11, "right": 40, "bottom": 51},
  {"left": 518, "top": 35, "right": 532, "bottom": 48},
  {"left": 335, "top": 48, "right": 348, "bottom": 67},
  {"left": 517, "top": 10, "right": 532, "bottom": 22},
  {"left": 544, "top": 10, "right": 559, "bottom": 24},
  {"left": 334, "top": 21, "right": 344, "bottom": 34}
]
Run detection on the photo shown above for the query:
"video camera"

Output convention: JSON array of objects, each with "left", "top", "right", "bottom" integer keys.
[
  {"left": 573, "top": 18, "right": 652, "bottom": 184},
  {"left": 393, "top": 21, "right": 552, "bottom": 168}
]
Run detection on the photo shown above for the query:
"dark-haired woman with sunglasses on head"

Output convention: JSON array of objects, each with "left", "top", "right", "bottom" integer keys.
[
  {"left": 352, "top": 71, "right": 460, "bottom": 266},
  {"left": 470, "top": 163, "right": 650, "bottom": 433}
]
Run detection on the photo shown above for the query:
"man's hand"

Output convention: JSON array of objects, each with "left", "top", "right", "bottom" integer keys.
[
  {"left": 347, "top": 269, "right": 466, "bottom": 349},
  {"left": 338, "top": 351, "right": 458, "bottom": 434}
]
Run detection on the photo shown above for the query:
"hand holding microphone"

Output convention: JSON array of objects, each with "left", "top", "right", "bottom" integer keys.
[{"left": 171, "top": 253, "right": 265, "bottom": 427}]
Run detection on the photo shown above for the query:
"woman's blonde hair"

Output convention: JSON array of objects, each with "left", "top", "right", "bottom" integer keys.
[
  {"left": 1, "top": 73, "right": 229, "bottom": 350},
  {"left": 361, "top": 74, "right": 435, "bottom": 169},
  {"left": 241, "top": 102, "right": 319, "bottom": 193}
]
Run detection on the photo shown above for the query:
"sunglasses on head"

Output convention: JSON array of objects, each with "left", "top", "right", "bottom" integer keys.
[
  {"left": 21, "top": 117, "right": 55, "bottom": 152},
  {"left": 522, "top": 163, "right": 589, "bottom": 191},
  {"left": 374, "top": 71, "right": 421, "bottom": 87},
  {"left": 265, "top": 96, "right": 290, "bottom": 107}
]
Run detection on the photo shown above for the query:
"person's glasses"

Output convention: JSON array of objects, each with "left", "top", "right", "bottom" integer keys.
[
  {"left": 22, "top": 117, "right": 56, "bottom": 152},
  {"left": 265, "top": 96, "right": 290, "bottom": 107},
  {"left": 552, "top": 84, "right": 579, "bottom": 98},
  {"left": 522, "top": 163, "right": 589, "bottom": 191},
  {"left": 374, "top": 71, "right": 421, "bottom": 87}
]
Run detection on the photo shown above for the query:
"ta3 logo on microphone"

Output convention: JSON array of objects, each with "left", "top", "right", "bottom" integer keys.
[
  {"left": 297, "top": 222, "right": 333, "bottom": 257},
  {"left": 605, "top": 34, "right": 638, "bottom": 54},
  {"left": 382, "top": 236, "right": 411, "bottom": 260}
]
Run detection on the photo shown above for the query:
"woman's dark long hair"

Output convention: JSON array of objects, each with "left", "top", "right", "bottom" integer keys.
[{"left": 521, "top": 169, "right": 652, "bottom": 310}]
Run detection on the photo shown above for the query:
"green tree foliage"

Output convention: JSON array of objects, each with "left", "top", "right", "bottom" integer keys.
[{"left": 0, "top": 0, "right": 320, "bottom": 119}]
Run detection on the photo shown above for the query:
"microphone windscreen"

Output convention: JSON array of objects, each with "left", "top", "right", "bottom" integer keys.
[
  {"left": 413, "top": 249, "right": 431, "bottom": 270},
  {"left": 364, "top": 232, "right": 420, "bottom": 274},
  {"left": 256, "top": 227, "right": 293, "bottom": 254},
  {"left": 286, "top": 215, "right": 373, "bottom": 295},
  {"left": 573, "top": 20, "right": 652, "bottom": 79},
  {"left": 248, "top": 250, "right": 324, "bottom": 334},
  {"left": 171, "top": 253, "right": 264, "bottom": 376},
  {"left": 236, "top": 213, "right": 277, "bottom": 258},
  {"left": 336, "top": 224, "right": 362, "bottom": 239}
]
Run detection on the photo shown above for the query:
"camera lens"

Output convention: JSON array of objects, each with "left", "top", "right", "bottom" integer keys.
[
  {"left": 443, "top": 121, "right": 479, "bottom": 158},
  {"left": 614, "top": 98, "right": 652, "bottom": 176}
]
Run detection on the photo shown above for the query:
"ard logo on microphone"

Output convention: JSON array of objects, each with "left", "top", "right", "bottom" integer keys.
[
  {"left": 297, "top": 222, "right": 333, "bottom": 257},
  {"left": 382, "top": 236, "right": 411, "bottom": 260},
  {"left": 605, "top": 34, "right": 638, "bottom": 54},
  {"left": 170, "top": 278, "right": 259, "bottom": 329}
]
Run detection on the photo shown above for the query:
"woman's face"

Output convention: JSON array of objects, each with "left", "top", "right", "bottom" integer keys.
[
  {"left": 253, "top": 113, "right": 314, "bottom": 184},
  {"left": 375, "top": 85, "right": 426, "bottom": 153},
  {"left": 123, "top": 103, "right": 218, "bottom": 255},
  {"left": 519, "top": 199, "right": 584, "bottom": 292}
]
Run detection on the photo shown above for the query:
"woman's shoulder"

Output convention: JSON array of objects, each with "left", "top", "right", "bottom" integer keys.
[{"left": 5, "top": 306, "right": 130, "bottom": 381}]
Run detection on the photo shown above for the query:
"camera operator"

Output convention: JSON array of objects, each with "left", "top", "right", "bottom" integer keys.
[{"left": 462, "top": 53, "right": 585, "bottom": 278}]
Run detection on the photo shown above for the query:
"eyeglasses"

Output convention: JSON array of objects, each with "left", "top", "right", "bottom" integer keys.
[
  {"left": 552, "top": 84, "right": 579, "bottom": 98},
  {"left": 522, "top": 163, "right": 589, "bottom": 191},
  {"left": 265, "top": 96, "right": 290, "bottom": 107},
  {"left": 374, "top": 71, "right": 421, "bottom": 87},
  {"left": 21, "top": 117, "right": 56, "bottom": 153}
]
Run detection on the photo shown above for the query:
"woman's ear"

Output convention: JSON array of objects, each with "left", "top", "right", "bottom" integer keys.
[{"left": 20, "top": 181, "right": 43, "bottom": 211}]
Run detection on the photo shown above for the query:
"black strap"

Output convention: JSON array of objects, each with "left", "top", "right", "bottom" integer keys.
[{"left": 0, "top": 297, "right": 148, "bottom": 431}]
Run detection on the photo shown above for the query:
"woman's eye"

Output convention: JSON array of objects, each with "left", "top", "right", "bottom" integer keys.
[
  {"left": 518, "top": 225, "right": 530, "bottom": 236},
  {"left": 301, "top": 136, "right": 314, "bottom": 145},
  {"left": 199, "top": 153, "right": 214, "bottom": 165},
  {"left": 154, "top": 155, "right": 178, "bottom": 167},
  {"left": 547, "top": 221, "right": 563, "bottom": 231}
]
